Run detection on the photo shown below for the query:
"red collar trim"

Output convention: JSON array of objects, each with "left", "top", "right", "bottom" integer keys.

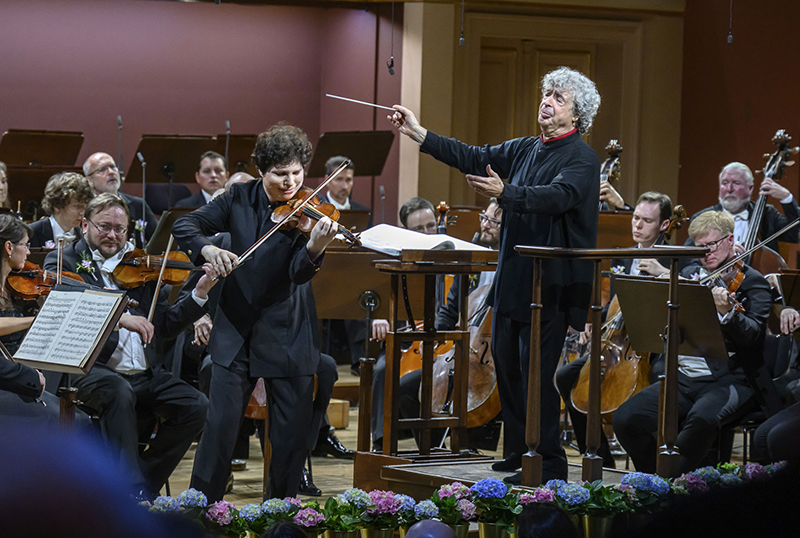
[{"left": 540, "top": 128, "right": 578, "bottom": 144}]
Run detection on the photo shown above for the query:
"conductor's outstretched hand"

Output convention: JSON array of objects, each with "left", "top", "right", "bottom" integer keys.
[
  {"left": 388, "top": 105, "right": 427, "bottom": 145},
  {"left": 466, "top": 165, "right": 505, "bottom": 199}
]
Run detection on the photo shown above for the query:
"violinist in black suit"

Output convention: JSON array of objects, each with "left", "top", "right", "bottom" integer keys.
[
  {"left": 389, "top": 66, "right": 602, "bottom": 483},
  {"left": 614, "top": 210, "right": 771, "bottom": 473},
  {"left": 83, "top": 153, "right": 157, "bottom": 249},
  {"left": 43, "top": 193, "right": 214, "bottom": 500},
  {"left": 29, "top": 172, "right": 93, "bottom": 248},
  {"left": 555, "top": 191, "right": 672, "bottom": 468},
  {"left": 172, "top": 123, "right": 339, "bottom": 501},
  {"left": 174, "top": 151, "right": 229, "bottom": 209},
  {"left": 685, "top": 162, "right": 800, "bottom": 256}
]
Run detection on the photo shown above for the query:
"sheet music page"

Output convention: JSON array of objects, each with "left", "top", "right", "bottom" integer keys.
[
  {"left": 48, "top": 291, "right": 122, "bottom": 368},
  {"left": 357, "top": 224, "right": 490, "bottom": 256},
  {"left": 14, "top": 290, "right": 76, "bottom": 361}
]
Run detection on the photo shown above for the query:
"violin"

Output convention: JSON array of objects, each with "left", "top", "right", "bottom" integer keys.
[
  {"left": 7, "top": 260, "right": 92, "bottom": 300},
  {"left": 271, "top": 187, "right": 361, "bottom": 246},
  {"left": 112, "top": 248, "right": 199, "bottom": 289}
]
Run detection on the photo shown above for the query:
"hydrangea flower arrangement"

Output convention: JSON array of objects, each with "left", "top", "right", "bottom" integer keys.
[
  {"left": 469, "top": 479, "right": 522, "bottom": 533},
  {"left": 431, "top": 482, "right": 475, "bottom": 526},
  {"left": 175, "top": 488, "right": 208, "bottom": 518},
  {"left": 323, "top": 488, "right": 369, "bottom": 532},
  {"left": 150, "top": 495, "right": 180, "bottom": 514},
  {"left": 205, "top": 500, "right": 244, "bottom": 536},
  {"left": 294, "top": 507, "right": 326, "bottom": 531},
  {"left": 361, "top": 490, "right": 404, "bottom": 530},
  {"left": 414, "top": 500, "right": 440, "bottom": 521},
  {"left": 671, "top": 473, "right": 708, "bottom": 495},
  {"left": 394, "top": 494, "right": 419, "bottom": 528},
  {"left": 619, "top": 472, "right": 670, "bottom": 513},
  {"left": 518, "top": 488, "right": 555, "bottom": 505}
]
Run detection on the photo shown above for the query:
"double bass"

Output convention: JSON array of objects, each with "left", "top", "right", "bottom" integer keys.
[{"left": 570, "top": 205, "right": 688, "bottom": 417}]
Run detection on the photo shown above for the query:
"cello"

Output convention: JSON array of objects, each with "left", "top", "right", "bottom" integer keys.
[
  {"left": 741, "top": 129, "right": 799, "bottom": 275},
  {"left": 570, "top": 205, "right": 688, "bottom": 417}
]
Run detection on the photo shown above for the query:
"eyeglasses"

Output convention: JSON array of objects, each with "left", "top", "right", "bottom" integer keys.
[
  {"left": 697, "top": 234, "right": 731, "bottom": 253},
  {"left": 87, "top": 219, "right": 128, "bottom": 237},
  {"left": 13, "top": 241, "right": 30, "bottom": 250},
  {"left": 478, "top": 212, "right": 501, "bottom": 228},
  {"left": 86, "top": 164, "right": 118, "bottom": 177}
]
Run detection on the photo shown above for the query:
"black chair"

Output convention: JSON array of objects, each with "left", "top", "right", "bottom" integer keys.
[{"left": 143, "top": 183, "right": 192, "bottom": 216}]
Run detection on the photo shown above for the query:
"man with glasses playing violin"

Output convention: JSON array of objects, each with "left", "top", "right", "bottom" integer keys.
[
  {"left": 83, "top": 152, "right": 158, "bottom": 249},
  {"left": 43, "top": 193, "right": 217, "bottom": 501},
  {"left": 613, "top": 210, "right": 771, "bottom": 473}
]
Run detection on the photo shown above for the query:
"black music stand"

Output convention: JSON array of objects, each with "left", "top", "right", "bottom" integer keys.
[
  {"left": 146, "top": 207, "right": 196, "bottom": 255},
  {"left": 0, "top": 129, "right": 84, "bottom": 166},
  {"left": 214, "top": 134, "right": 257, "bottom": 175},
  {"left": 126, "top": 135, "right": 218, "bottom": 208},
  {"left": 307, "top": 131, "right": 395, "bottom": 178}
]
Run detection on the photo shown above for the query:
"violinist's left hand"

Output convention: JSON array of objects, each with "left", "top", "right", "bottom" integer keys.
[
  {"left": 636, "top": 259, "right": 668, "bottom": 277},
  {"left": 711, "top": 286, "right": 734, "bottom": 315},
  {"left": 759, "top": 177, "right": 792, "bottom": 201},
  {"left": 194, "top": 263, "right": 218, "bottom": 299},
  {"left": 780, "top": 307, "right": 800, "bottom": 335},
  {"left": 307, "top": 216, "right": 338, "bottom": 260},
  {"left": 466, "top": 165, "right": 505, "bottom": 199}
]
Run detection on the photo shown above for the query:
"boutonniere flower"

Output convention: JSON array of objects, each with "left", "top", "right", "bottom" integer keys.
[
  {"left": 134, "top": 219, "right": 147, "bottom": 233},
  {"left": 44, "top": 240, "right": 55, "bottom": 249},
  {"left": 77, "top": 251, "right": 95, "bottom": 274},
  {"left": 611, "top": 265, "right": 626, "bottom": 275},
  {"left": 690, "top": 272, "right": 701, "bottom": 281}
]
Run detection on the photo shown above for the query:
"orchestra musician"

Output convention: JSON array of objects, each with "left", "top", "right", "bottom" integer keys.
[
  {"left": 172, "top": 123, "right": 339, "bottom": 501},
  {"left": 0, "top": 214, "right": 90, "bottom": 426},
  {"left": 613, "top": 210, "right": 771, "bottom": 473},
  {"left": 175, "top": 151, "right": 229, "bottom": 208},
  {"left": 82, "top": 152, "right": 158, "bottom": 249},
  {"left": 29, "top": 172, "right": 93, "bottom": 248},
  {"left": 686, "top": 162, "right": 800, "bottom": 254},
  {"left": 42, "top": 193, "right": 215, "bottom": 500},
  {"left": 0, "top": 162, "right": 9, "bottom": 210},
  {"left": 388, "top": 66, "right": 602, "bottom": 483},
  {"left": 555, "top": 191, "right": 672, "bottom": 468}
]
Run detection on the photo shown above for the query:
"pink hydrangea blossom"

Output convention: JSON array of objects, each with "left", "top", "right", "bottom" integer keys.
[
  {"left": 295, "top": 508, "right": 326, "bottom": 528},
  {"left": 285, "top": 497, "right": 303, "bottom": 507},
  {"left": 519, "top": 488, "right": 555, "bottom": 504},
  {"left": 744, "top": 463, "right": 768, "bottom": 480},
  {"left": 206, "top": 501, "right": 236, "bottom": 526},
  {"left": 438, "top": 482, "right": 471, "bottom": 500},
  {"left": 457, "top": 499, "right": 476, "bottom": 520}
]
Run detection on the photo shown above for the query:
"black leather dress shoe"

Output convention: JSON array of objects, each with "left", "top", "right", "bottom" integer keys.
[
  {"left": 491, "top": 452, "right": 522, "bottom": 472},
  {"left": 312, "top": 431, "right": 355, "bottom": 460},
  {"left": 504, "top": 469, "right": 568, "bottom": 486},
  {"left": 298, "top": 467, "right": 322, "bottom": 496}
]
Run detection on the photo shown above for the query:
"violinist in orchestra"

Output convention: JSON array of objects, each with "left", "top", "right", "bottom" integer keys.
[
  {"left": 175, "top": 151, "right": 229, "bottom": 208},
  {"left": 42, "top": 193, "right": 215, "bottom": 501},
  {"left": 29, "top": 172, "right": 93, "bottom": 248},
  {"left": 0, "top": 215, "right": 90, "bottom": 426},
  {"left": 171, "top": 123, "right": 339, "bottom": 501},
  {"left": 613, "top": 210, "right": 771, "bottom": 473},
  {"left": 685, "top": 162, "right": 800, "bottom": 256},
  {"left": 83, "top": 152, "right": 158, "bottom": 249},
  {"left": 0, "top": 161, "right": 9, "bottom": 210},
  {"left": 389, "top": 66, "right": 601, "bottom": 483},
  {"left": 555, "top": 191, "right": 672, "bottom": 468}
]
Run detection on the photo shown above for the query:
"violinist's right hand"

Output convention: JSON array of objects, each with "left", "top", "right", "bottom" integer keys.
[
  {"left": 201, "top": 245, "right": 239, "bottom": 278},
  {"left": 37, "top": 370, "right": 46, "bottom": 397},
  {"left": 780, "top": 307, "right": 800, "bottom": 335},
  {"left": 120, "top": 314, "right": 155, "bottom": 344},
  {"left": 194, "top": 314, "right": 213, "bottom": 346},
  {"left": 372, "top": 319, "right": 390, "bottom": 342},
  {"left": 388, "top": 105, "right": 427, "bottom": 145},
  {"left": 579, "top": 323, "right": 592, "bottom": 346},
  {"left": 733, "top": 242, "right": 745, "bottom": 256}
]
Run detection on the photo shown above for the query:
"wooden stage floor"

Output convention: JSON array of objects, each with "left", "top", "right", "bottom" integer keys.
[{"left": 166, "top": 365, "right": 749, "bottom": 506}]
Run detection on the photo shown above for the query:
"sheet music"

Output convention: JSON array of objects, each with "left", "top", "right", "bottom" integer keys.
[
  {"left": 14, "top": 290, "right": 123, "bottom": 371},
  {"left": 356, "top": 224, "right": 490, "bottom": 256}
]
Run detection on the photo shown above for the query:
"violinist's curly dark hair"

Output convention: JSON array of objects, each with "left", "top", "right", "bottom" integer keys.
[{"left": 251, "top": 123, "right": 312, "bottom": 174}]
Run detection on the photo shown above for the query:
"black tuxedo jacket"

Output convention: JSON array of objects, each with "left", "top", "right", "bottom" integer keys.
[
  {"left": 119, "top": 192, "right": 158, "bottom": 249},
  {"left": 174, "top": 191, "right": 208, "bottom": 209},
  {"left": 28, "top": 218, "right": 81, "bottom": 248},
  {"left": 172, "top": 180, "right": 323, "bottom": 378},
  {"left": 318, "top": 194, "right": 372, "bottom": 228},
  {"left": 0, "top": 358, "right": 41, "bottom": 398},
  {"left": 42, "top": 237, "right": 207, "bottom": 370},
  {"left": 421, "top": 130, "right": 600, "bottom": 329}
]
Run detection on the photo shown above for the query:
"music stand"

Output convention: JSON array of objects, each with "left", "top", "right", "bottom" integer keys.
[
  {"left": 307, "top": 131, "right": 395, "bottom": 178},
  {"left": 0, "top": 129, "right": 83, "bottom": 166},
  {"left": 126, "top": 135, "right": 218, "bottom": 208},
  {"left": 214, "top": 134, "right": 257, "bottom": 175},
  {"left": 146, "top": 207, "right": 196, "bottom": 255},
  {"left": 337, "top": 209, "right": 371, "bottom": 232}
]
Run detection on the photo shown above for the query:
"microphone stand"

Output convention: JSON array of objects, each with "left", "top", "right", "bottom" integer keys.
[
  {"left": 224, "top": 120, "right": 231, "bottom": 167},
  {"left": 137, "top": 152, "right": 147, "bottom": 246},
  {"left": 117, "top": 115, "right": 124, "bottom": 180},
  {"left": 380, "top": 185, "right": 386, "bottom": 224}
]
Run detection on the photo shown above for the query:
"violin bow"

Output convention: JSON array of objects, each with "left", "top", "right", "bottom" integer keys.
[
  {"left": 235, "top": 159, "right": 352, "bottom": 267},
  {"left": 147, "top": 234, "right": 175, "bottom": 324},
  {"left": 56, "top": 237, "right": 65, "bottom": 285},
  {"left": 700, "top": 217, "right": 800, "bottom": 285}
]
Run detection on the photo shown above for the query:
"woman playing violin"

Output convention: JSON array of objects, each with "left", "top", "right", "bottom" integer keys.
[
  {"left": 172, "top": 123, "right": 339, "bottom": 502},
  {"left": 0, "top": 215, "right": 89, "bottom": 425}
]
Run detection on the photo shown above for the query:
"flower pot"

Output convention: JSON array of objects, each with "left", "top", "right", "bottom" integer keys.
[
  {"left": 325, "top": 531, "right": 360, "bottom": 538},
  {"left": 580, "top": 515, "right": 613, "bottom": 538},
  {"left": 478, "top": 522, "right": 513, "bottom": 538},
  {"left": 449, "top": 523, "right": 469, "bottom": 538},
  {"left": 361, "top": 528, "right": 395, "bottom": 538},
  {"left": 305, "top": 529, "right": 321, "bottom": 538},
  {"left": 398, "top": 526, "right": 409, "bottom": 538}
]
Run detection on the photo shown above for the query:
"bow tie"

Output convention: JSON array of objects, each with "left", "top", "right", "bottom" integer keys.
[{"left": 733, "top": 210, "right": 749, "bottom": 221}]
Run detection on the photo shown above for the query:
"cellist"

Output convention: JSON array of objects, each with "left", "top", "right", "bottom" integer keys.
[{"left": 555, "top": 191, "right": 672, "bottom": 467}]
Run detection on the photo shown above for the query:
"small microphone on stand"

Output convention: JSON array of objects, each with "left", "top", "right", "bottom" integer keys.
[
  {"left": 379, "top": 185, "right": 386, "bottom": 224},
  {"left": 386, "top": 57, "right": 395, "bottom": 76}
]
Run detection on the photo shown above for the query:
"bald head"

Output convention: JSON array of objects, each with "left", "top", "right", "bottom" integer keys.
[
  {"left": 406, "top": 520, "right": 456, "bottom": 538},
  {"left": 226, "top": 171, "right": 255, "bottom": 192},
  {"left": 83, "top": 152, "right": 121, "bottom": 195}
]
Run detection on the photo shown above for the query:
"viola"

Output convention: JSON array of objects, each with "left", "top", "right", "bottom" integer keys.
[
  {"left": 112, "top": 248, "right": 199, "bottom": 289},
  {"left": 271, "top": 187, "right": 361, "bottom": 246},
  {"left": 7, "top": 260, "right": 94, "bottom": 300}
]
